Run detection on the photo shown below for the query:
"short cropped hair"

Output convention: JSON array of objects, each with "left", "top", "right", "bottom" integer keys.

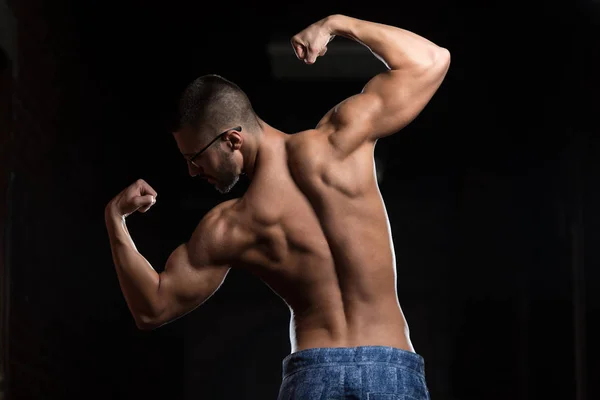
[{"left": 178, "top": 74, "right": 260, "bottom": 136}]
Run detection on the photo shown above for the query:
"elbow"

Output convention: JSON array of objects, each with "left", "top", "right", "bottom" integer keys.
[
  {"left": 408, "top": 46, "right": 450, "bottom": 75},
  {"left": 435, "top": 47, "right": 451, "bottom": 69},
  {"left": 136, "top": 321, "right": 157, "bottom": 331},
  {"left": 422, "top": 46, "right": 450, "bottom": 71},
  {"left": 134, "top": 313, "right": 161, "bottom": 331},
  {"left": 432, "top": 47, "right": 450, "bottom": 75},
  {"left": 134, "top": 295, "right": 169, "bottom": 331},
  {"left": 417, "top": 46, "right": 450, "bottom": 79}
]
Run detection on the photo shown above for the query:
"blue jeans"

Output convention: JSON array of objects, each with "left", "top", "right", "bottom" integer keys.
[{"left": 277, "top": 346, "right": 430, "bottom": 400}]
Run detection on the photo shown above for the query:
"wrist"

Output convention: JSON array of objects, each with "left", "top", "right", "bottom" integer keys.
[
  {"left": 324, "top": 14, "right": 353, "bottom": 37},
  {"left": 105, "top": 202, "right": 124, "bottom": 222}
]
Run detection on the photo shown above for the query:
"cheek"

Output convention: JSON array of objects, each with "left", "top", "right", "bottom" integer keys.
[
  {"left": 206, "top": 153, "right": 221, "bottom": 172},
  {"left": 230, "top": 153, "right": 241, "bottom": 174},
  {"left": 215, "top": 151, "right": 234, "bottom": 172}
]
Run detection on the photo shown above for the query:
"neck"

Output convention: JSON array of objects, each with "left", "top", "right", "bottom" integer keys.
[{"left": 242, "top": 119, "right": 283, "bottom": 179}]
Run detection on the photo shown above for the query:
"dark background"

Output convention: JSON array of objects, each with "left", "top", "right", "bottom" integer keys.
[{"left": 1, "top": 0, "right": 599, "bottom": 399}]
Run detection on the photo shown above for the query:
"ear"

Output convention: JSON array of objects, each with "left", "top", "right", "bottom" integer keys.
[{"left": 224, "top": 129, "right": 243, "bottom": 150}]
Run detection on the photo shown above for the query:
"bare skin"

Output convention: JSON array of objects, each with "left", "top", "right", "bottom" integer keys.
[{"left": 105, "top": 14, "right": 450, "bottom": 354}]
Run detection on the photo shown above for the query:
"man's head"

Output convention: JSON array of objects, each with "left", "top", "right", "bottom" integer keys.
[{"left": 173, "top": 74, "right": 261, "bottom": 193}]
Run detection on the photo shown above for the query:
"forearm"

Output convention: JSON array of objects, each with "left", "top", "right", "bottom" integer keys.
[
  {"left": 105, "top": 209, "right": 161, "bottom": 327},
  {"left": 326, "top": 14, "right": 446, "bottom": 70}
]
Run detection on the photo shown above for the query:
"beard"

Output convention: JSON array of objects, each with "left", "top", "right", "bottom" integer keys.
[{"left": 214, "top": 148, "right": 240, "bottom": 194}]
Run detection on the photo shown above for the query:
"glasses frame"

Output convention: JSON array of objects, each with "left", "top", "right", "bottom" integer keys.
[{"left": 187, "top": 126, "right": 242, "bottom": 168}]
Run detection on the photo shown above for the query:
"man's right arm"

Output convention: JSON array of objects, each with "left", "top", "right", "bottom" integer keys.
[{"left": 311, "top": 15, "right": 450, "bottom": 155}]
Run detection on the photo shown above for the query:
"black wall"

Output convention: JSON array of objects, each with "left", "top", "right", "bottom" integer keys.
[{"left": 3, "top": 1, "right": 599, "bottom": 399}]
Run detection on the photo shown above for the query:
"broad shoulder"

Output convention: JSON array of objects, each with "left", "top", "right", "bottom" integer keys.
[
  {"left": 285, "top": 126, "right": 378, "bottom": 200},
  {"left": 286, "top": 127, "right": 374, "bottom": 176},
  {"left": 285, "top": 129, "right": 332, "bottom": 175},
  {"left": 287, "top": 128, "right": 331, "bottom": 151}
]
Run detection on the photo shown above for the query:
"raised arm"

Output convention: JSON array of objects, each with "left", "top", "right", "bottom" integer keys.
[
  {"left": 292, "top": 14, "right": 450, "bottom": 155},
  {"left": 104, "top": 179, "right": 241, "bottom": 330}
]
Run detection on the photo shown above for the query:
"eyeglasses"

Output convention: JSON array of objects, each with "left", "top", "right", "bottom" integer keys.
[{"left": 187, "top": 126, "right": 242, "bottom": 169}]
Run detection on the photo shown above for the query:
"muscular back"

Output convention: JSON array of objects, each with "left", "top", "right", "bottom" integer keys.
[
  {"left": 197, "top": 18, "right": 450, "bottom": 353},
  {"left": 225, "top": 128, "right": 411, "bottom": 353},
  {"left": 287, "top": 130, "right": 398, "bottom": 305},
  {"left": 221, "top": 46, "right": 449, "bottom": 353}
]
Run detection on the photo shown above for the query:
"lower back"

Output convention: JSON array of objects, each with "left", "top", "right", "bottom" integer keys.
[{"left": 290, "top": 293, "right": 414, "bottom": 353}]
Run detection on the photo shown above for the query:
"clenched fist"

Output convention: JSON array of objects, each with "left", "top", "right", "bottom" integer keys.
[
  {"left": 106, "top": 179, "right": 158, "bottom": 219},
  {"left": 291, "top": 16, "right": 336, "bottom": 65}
]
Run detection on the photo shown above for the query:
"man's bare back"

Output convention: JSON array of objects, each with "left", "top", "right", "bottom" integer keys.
[
  {"left": 206, "top": 125, "right": 411, "bottom": 353},
  {"left": 105, "top": 14, "right": 449, "bottom": 397}
]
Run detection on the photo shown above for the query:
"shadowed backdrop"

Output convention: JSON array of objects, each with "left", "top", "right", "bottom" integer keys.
[{"left": 0, "top": 1, "right": 599, "bottom": 399}]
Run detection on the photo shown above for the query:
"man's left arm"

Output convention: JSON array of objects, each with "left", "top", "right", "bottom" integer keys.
[{"left": 105, "top": 179, "right": 232, "bottom": 330}]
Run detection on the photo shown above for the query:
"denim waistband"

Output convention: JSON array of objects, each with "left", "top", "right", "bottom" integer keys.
[{"left": 282, "top": 346, "right": 425, "bottom": 378}]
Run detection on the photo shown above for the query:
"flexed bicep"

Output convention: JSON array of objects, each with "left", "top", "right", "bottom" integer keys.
[
  {"left": 143, "top": 200, "right": 247, "bottom": 329},
  {"left": 321, "top": 53, "right": 450, "bottom": 157},
  {"left": 308, "top": 15, "right": 450, "bottom": 157},
  {"left": 362, "top": 54, "right": 450, "bottom": 134},
  {"left": 151, "top": 243, "right": 230, "bottom": 329}
]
